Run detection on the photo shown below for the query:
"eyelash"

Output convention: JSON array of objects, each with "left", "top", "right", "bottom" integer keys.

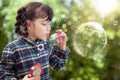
[
  {"left": 42, "top": 23, "right": 51, "bottom": 26},
  {"left": 42, "top": 23, "right": 47, "bottom": 26}
]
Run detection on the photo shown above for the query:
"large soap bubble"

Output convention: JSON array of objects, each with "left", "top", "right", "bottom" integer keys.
[{"left": 73, "top": 22, "right": 107, "bottom": 60}]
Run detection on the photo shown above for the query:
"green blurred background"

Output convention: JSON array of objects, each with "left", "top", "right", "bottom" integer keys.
[{"left": 0, "top": 0, "right": 120, "bottom": 80}]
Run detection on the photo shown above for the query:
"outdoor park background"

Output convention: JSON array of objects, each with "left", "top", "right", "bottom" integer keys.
[{"left": 0, "top": 0, "right": 120, "bottom": 80}]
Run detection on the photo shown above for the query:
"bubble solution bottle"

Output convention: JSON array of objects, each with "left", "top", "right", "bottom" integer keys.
[{"left": 28, "top": 63, "right": 42, "bottom": 78}]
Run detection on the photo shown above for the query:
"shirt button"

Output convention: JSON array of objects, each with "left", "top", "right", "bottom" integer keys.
[{"left": 37, "top": 44, "right": 44, "bottom": 51}]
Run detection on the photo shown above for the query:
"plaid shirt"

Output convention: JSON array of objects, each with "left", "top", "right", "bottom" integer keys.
[{"left": 0, "top": 36, "right": 70, "bottom": 80}]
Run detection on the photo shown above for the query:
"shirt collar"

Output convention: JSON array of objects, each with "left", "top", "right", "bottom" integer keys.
[{"left": 17, "top": 36, "right": 47, "bottom": 46}]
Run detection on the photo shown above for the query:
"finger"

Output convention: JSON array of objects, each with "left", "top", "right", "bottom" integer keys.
[
  {"left": 56, "top": 30, "right": 66, "bottom": 36},
  {"left": 60, "top": 32, "right": 66, "bottom": 37},
  {"left": 34, "top": 76, "right": 40, "bottom": 80},
  {"left": 56, "top": 29, "right": 63, "bottom": 33}
]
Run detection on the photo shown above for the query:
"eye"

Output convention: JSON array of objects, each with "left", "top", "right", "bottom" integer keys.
[{"left": 41, "top": 23, "right": 47, "bottom": 26}]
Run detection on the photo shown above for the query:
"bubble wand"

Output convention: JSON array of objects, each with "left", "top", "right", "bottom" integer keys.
[{"left": 49, "top": 31, "right": 63, "bottom": 45}]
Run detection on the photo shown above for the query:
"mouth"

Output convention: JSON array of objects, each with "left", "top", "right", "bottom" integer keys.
[{"left": 46, "top": 33, "right": 50, "bottom": 37}]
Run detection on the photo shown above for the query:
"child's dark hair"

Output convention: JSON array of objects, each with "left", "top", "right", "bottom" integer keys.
[{"left": 15, "top": 2, "right": 54, "bottom": 37}]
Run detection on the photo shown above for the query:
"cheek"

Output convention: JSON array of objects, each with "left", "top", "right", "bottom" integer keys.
[{"left": 35, "top": 26, "right": 46, "bottom": 34}]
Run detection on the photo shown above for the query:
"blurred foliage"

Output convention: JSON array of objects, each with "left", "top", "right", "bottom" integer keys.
[
  {"left": 0, "top": 0, "right": 9, "bottom": 58},
  {"left": 1, "top": 0, "right": 120, "bottom": 80}
]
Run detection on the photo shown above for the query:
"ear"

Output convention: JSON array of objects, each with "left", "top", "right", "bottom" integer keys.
[
  {"left": 26, "top": 20, "right": 32, "bottom": 26},
  {"left": 26, "top": 20, "right": 33, "bottom": 29}
]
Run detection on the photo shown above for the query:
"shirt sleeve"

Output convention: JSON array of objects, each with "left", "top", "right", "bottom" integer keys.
[
  {"left": 49, "top": 45, "right": 70, "bottom": 71},
  {"left": 0, "top": 48, "right": 17, "bottom": 80}
]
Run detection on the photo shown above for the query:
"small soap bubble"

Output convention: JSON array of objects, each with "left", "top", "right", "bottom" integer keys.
[
  {"left": 64, "top": 29, "right": 68, "bottom": 32},
  {"left": 56, "top": 21, "right": 60, "bottom": 25},
  {"left": 63, "top": 24, "right": 67, "bottom": 28},
  {"left": 113, "top": 20, "right": 118, "bottom": 26},
  {"left": 63, "top": 17, "right": 68, "bottom": 21},
  {"left": 76, "top": 22, "right": 80, "bottom": 25},
  {"left": 71, "top": 26, "right": 74, "bottom": 29}
]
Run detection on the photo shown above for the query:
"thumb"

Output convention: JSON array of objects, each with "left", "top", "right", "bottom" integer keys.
[{"left": 34, "top": 76, "right": 41, "bottom": 80}]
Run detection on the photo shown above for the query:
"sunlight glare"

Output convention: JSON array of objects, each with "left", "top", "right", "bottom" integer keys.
[{"left": 92, "top": 0, "right": 117, "bottom": 17}]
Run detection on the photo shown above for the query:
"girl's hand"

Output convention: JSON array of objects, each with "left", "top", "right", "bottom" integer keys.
[
  {"left": 56, "top": 29, "right": 67, "bottom": 51},
  {"left": 23, "top": 74, "right": 40, "bottom": 80}
]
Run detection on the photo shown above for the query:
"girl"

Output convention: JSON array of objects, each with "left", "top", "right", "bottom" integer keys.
[{"left": 0, "top": 2, "right": 70, "bottom": 80}]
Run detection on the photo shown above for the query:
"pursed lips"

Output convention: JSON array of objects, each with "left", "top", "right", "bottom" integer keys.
[{"left": 46, "top": 33, "right": 50, "bottom": 37}]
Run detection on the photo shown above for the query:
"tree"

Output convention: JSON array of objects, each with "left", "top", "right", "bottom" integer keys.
[{"left": 0, "top": 0, "right": 9, "bottom": 58}]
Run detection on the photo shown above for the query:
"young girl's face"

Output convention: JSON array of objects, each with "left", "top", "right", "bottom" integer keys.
[{"left": 28, "top": 17, "right": 51, "bottom": 40}]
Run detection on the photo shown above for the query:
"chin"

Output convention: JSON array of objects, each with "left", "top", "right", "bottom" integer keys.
[{"left": 39, "top": 37, "right": 47, "bottom": 40}]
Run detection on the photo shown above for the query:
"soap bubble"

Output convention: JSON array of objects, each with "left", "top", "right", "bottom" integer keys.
[
  {"left": 56, "top": 21, "right": 60, "bottom": 25},
  {"left": 64, "top": 29, "right": 68, "bottom": 32},
  {"left": 62, "top": 24, "right": 67, "bottom": 28},
  {"left": 71, "top": 26, "right": 75, "bottom": 29},
  {"left": 73, "top": 22, "right": 107, "bottom": 60},
  {"left": 113, "top": 20, "right": 118, "bottom": 26}
]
